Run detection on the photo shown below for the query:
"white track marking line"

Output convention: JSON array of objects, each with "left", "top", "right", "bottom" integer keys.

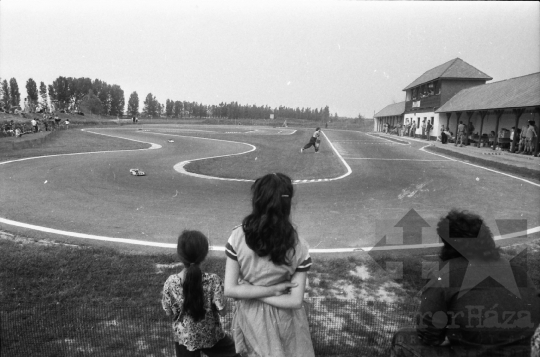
[
  {"left": 345, "top": 157, "right": 445, "bottom": 161},
  {"left": 320, "top": 130, "right": 352, "bottom": 180},
  {"left": 146, "top": 129, "right": 348, "bottom": 184},
  {"left": 365, "top": 132, "right": 410, "bottom": 145},
  {"left": 0, "top": 129, "right": 161, "bottom": 167},
  {"left": 419, "top": 144, "right": 540, "bottom": 188},
  {"left": 311, "top": 226, "right": 540, "bottom": 253},
  {"left": 0, "top": 216, "right": 537, "bottom": 252}
]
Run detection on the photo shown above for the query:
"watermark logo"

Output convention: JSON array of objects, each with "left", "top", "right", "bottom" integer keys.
[{"left": 367, "top": 209, "right": 530, "bottom": 299}]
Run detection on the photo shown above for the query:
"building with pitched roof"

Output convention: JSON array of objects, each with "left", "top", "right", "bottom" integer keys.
[
  {"left": 402, "top": 58, "right": 492, "bottom": 138},
  {"left": 436, "top": 72, "right": 540, "bottom": 154},
  {"left": 373, "top": 101, "right": 405, "bottom": 132},
  {"left": 374, "top": 58, "right": 539, "bottom": 155}
]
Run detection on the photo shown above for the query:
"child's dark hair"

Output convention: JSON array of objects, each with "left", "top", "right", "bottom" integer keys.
[
  {"left": 177, "top": 230, "right": 209, "bottom": 322},
  {"left": 242, "top": 173, "right": 297, "bottom": 266}
]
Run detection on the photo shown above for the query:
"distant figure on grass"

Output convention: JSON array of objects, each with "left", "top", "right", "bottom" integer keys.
[
  {"left": 300, "top": 127, "right": 321, "bottom": 153},
  {"left": 224, "top": 173, "right": 315, "bottom": 357},
  {"left": 390, "top": 209, "right": 540, "bottom": 357},
  {"left": 162, "top": 230, "right": 240, "bottom": 357}
]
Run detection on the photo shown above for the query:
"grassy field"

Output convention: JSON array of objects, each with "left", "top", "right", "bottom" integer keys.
[{"left": 2, "top": 231, "right": 539, "bottom": 356}]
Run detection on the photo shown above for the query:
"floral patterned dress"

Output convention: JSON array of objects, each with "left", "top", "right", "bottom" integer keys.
[
  {"left": 162, "top": 272, "right": 226, "bottom": 351},
  {"left": 532, "top": 325, "right": 540, "bottom": 357},
  {"left": 225, "top": 226, "right": 314, "bottom": 357}
]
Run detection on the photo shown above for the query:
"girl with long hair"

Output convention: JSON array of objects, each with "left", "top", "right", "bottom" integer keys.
[
  {"left": 162, "top": 230, "right": 240, "bottom": 357},
  {"left": 224, "top": 173, "right": 315, "bottom": 357}
]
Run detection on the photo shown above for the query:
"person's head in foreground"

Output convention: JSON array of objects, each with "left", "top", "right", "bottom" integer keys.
[{"left": 436, "top": 208, "right": 500, "bottom": 262}]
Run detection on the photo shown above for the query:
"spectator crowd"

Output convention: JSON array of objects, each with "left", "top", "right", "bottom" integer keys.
[
  {"left": 379, "top": 118, "right": 539, "bottom": 156},
  {"left": 1, "top": 113, "right": 70, "bottom": 138}
]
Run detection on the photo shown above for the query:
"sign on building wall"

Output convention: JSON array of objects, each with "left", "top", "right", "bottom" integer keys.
[{"left": 412, "top": 101, "right": 420, "bottom": 108}]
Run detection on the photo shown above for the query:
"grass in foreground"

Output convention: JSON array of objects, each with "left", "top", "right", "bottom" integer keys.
[{"left": 2, "top": 233, "right": 539, "bottom": 357}]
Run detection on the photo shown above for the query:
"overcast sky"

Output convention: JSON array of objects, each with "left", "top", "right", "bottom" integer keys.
[{"left": 1, "top": 1, "right": 538, "bottom": 118}]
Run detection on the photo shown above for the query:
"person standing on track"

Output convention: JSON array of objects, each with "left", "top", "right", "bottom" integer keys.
[{"left": 301, "top": 127, "right": 321, "bottom": 153}]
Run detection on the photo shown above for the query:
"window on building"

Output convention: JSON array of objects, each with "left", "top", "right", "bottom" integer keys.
[
  {"left": 428, "top": 82, "right": 434, "bottom": 96},
  {"left": 434, "top": 81, "right": 441, "bottom": 95},
  {"left": 420, "top": 85, "right": 426, "bottom": 98},
  {"left": 412, "top": 88, "right": 417, "bottom": 101},
  {"left": 431, "top": 117, "right": 434, "bottom": 125}
]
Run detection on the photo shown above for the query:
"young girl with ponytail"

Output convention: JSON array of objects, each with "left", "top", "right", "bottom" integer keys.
[
  {"left": 224, "top": 172, "right": 315, "bottom": 357},
  {"left": 162, "top": 230, "right": 240, "bottom": 357}
]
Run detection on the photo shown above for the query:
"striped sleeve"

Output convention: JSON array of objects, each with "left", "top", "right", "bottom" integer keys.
[
  {"left": 225, "top": 242, "right": 237, "bottom": 260},
  {"left": 225, "top": 226, "right": 240, "bottom": 260},
  {"left": 296, "top": 256, "right": 312, "bottom": 272},
  {"left": 295, "top": 239, "right": 312, "bottom": 272}
]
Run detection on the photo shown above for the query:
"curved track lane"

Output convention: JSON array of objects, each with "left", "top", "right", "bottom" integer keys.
[{"left": 1, "top": 126, "right": 538, "bottom": 252}]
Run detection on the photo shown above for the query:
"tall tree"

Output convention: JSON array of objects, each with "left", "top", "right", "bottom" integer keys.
[
  {"left": 92, "top": 79, "right": 111, "bottom": 115},
  {"left": 9, "top": 78, "right": 21, "bottom": 108},
  {"left": 109, "top": 84, "right": 125, "bottom": 116},
  {"left": 1, "top": 80, "right": 11, "bottom": 111},
  {"left": 26, "top": 78, "right": 39, "bottom": 112},
  {"left": 173, "top": 101, "right": 182, "bottom": 118},
  {"left": 142, "top": 93, "right": 158, "bottom": 118},
  {"left": 127, "top": 91, "right": 139, "bottom": 117},
  {"left": 39, "top": 81, "right": 49, "bottom": 112},
  {"left": 48, "top": 76, "right": 71, "bottom": 111},
  {"left": 165, "top": 99, "right": 174, "bottom": 117},
  {"left": 71, "top": 77, "right": 93, "bottom": 111},
  {"left": 80, "top": 89, "right": 102, "bottom": 115}
]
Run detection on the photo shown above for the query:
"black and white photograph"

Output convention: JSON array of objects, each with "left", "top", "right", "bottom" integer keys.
[{"left": 1, "top": 1, "right": 539, "bottom": 356}]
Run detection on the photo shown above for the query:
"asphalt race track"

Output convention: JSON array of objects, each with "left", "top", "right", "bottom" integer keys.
[{"left": 1, "top": 125, "right": 539, "bottom": 253}]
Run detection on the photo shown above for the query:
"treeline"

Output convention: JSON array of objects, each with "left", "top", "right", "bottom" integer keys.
[
  {"left": 0, "top": 76, "right": 124, "bottom": 116},
  {"left": 140, "top": 95, "right": 332, "bottom": 121},
  {"left": 1, "top": 76, "right": 334, "bottom": 120}
]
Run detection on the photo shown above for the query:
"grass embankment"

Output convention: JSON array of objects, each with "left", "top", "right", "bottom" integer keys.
[
  {"left": 0, "top": 233, "right": 415, "bottom": 356},
  {"left": 2, "top": 233, "right": 539, "bottom": 356},
  {"left": 0, "top": 128, "right": 148, "bottom": 162},
  {"left": 184, "top": 130, "right": 347, "bottom": 180}
]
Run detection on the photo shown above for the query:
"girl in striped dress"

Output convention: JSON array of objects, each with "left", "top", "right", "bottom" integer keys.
[{"left": 224, "top": 173, "right": 315, "bottom": 357}]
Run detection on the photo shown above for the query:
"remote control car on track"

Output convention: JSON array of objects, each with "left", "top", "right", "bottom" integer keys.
[{"left": 130, "top": 168, "right": 146, "bottom": 176}]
